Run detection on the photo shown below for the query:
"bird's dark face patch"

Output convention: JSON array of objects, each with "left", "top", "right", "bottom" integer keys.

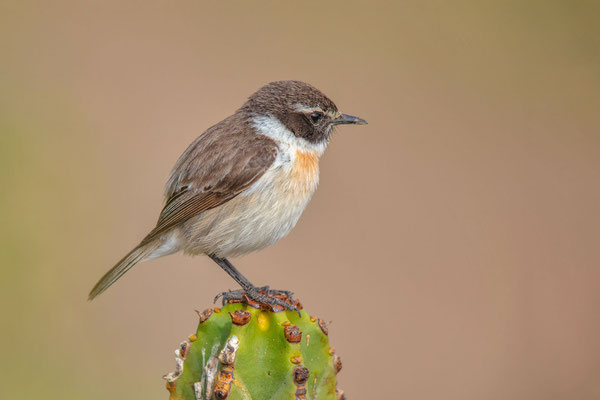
[
  {"left": 242, "top": 80, "right": 340, "bottom": 145},
  {"left": 282, "top": 108, "right": 339, "bottom": 144}
]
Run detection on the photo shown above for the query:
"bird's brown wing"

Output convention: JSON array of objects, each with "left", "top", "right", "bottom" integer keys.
[{"left": 140, "top": 124, "right": 278, "bottom": 245}]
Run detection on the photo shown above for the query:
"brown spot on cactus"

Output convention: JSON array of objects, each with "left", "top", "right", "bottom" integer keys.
[
  {"left": 333, "top": 354, "right": 343, "bottom": 374},
  {"left": 310, "top": 315, "right": 317, "bottom": 322},
  {"left": 213, "top": 307, "right": 221, "bottom": 313},
  {"left": 165, "top": 380, "right": 176, "bottom": 393},
  {"left": 295, "top": 386, "right": 307, "bottom": 400},
  {"left": 284, "top": 325, "right": 302, "bottom": 344},
  {"left": 214, "top": 365, "right": 234, "bottom": 399},
  {"left": 188, "top": 334, "right": 197, "bottom": 342},
  {"left": 195, "top": 308, "right": 213, "bottom": 323},
  {"left": 293, "top": 365, "right": 310, "bottom": 385},
  {"left": 290, "top": 355, "right": 303, "bottom": 364},
  {"left": 178, "top": 341, "right": 191, "bottom": 359},
  {"left": 268, "top": 303, "right": 286, "bottom": 312},
  {"left": 318, "top": 318, "right": 328, "bottom": 335},
  {"left": 224, "top": 296, "right": 243, "bottom": 305},
  {"left": 244, "top": 296, "right": 262, "bottom": 309},
  {"left": 329, "top": 347, "right": 335, "bottom": 355},
  {"left": 293, "top": 299, "right": 304, "bottom": 310},
  {"left": 281, "top": 320, "right": 291, "bottom": 327},
  {"left": 229, "top": 309, "right": 251, "bottom": 326}
]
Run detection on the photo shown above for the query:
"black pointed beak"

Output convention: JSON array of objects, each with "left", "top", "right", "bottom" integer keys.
[{"left": 333, "top": 113, "right": 368, "bottom": 125}]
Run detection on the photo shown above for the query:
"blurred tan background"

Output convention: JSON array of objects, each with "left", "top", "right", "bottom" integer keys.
[{"left": 2, "top": 1, "right": 599, "bottom": 399}]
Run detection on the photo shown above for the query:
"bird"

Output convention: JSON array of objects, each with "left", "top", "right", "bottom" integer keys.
[{"left": 89, "top": 80, "right": 367, "bottom": 312}]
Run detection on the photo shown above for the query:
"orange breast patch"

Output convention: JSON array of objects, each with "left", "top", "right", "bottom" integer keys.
[{"left": 292, "top": 150, "right": 319, "bottom": 182}]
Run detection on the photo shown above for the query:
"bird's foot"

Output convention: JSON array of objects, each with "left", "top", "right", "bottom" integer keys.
[
  {"left": 214, "top": 286, "right": 301, "bottom": 316},
  {"left": 255, "top": 285, "right": 295, "bottom": 299}
]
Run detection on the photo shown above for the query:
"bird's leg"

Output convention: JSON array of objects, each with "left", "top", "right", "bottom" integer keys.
[{"left": 209, "top": 255, "right": 298, "bottom": 314}]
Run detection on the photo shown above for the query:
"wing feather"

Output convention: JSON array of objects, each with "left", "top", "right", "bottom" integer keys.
[{"left": 141, "top": 119, "right": 278, "bottom": 245}]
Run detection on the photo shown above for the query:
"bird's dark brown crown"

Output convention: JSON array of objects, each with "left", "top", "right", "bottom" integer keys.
[{"left": 241, "top": 80, "right": 340, "bottom": 144}]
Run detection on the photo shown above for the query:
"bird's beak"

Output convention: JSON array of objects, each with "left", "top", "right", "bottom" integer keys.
[{"left": 333, "top": 113, "right": 368, "bottom": 125}]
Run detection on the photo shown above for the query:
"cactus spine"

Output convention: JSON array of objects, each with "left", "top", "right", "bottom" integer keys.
[{"left": 164, "top": 298, "right": 345, "bottom": 399}]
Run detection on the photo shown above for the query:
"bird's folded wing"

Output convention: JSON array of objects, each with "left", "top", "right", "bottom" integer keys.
[{"left": 140, "top": 135, "right": 278, "bottom": 245}]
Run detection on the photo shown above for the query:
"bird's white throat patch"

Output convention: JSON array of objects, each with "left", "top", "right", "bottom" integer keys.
[{"left": 251, "top": 115, "right": 327, "bottom": 155}]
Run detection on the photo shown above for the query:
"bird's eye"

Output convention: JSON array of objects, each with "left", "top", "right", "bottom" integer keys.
[{"left": 309, "top": 111, "right": 323, "bottom": 124}]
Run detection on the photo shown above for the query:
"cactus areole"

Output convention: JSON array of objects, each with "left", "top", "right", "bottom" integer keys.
[{"left": 164, "top": 295, "right": 345, "bottom": 399}]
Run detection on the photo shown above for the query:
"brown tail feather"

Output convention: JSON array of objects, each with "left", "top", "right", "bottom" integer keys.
[{"left": 88, "top": 241, "right": 159, "bottom": 300}]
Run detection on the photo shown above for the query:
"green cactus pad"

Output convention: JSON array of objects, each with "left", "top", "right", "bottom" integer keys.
[{"left": 164, "top": 301, "right": 345, "bottom": 399}]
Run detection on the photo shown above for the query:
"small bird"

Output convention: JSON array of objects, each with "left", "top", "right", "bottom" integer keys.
[{"left": 89, "top": 80, "right": 367, "bottom": 311}]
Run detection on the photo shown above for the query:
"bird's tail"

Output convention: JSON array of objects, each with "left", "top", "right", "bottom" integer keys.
[{"left": 88, "top": 241, "right": 160, "bottom": 300}]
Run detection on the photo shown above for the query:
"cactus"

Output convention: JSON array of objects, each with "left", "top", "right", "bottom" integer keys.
[{"left": 164, "top": 294, "right": 345, "bottom": 399}]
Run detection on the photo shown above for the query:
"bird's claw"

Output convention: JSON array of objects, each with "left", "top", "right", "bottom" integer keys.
[{"left": 214, "top": 286, "right": 301, "bottom": 316}]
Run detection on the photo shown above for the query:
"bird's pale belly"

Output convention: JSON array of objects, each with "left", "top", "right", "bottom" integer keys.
[{"left": 179, "top": 150, "right": 320, "bottom": 258}]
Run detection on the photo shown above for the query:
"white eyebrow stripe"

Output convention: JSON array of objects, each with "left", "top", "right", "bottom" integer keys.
[
  {"left": 293, "top": 104, "right": 340, "bottom": 119},
  {"left": 294, "top": 104, "right": 323, "bottom": 113}
]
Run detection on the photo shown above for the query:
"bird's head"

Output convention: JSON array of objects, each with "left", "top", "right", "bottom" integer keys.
[{"left": 242, "top": 80, "right": 367, "bottom": 153}]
